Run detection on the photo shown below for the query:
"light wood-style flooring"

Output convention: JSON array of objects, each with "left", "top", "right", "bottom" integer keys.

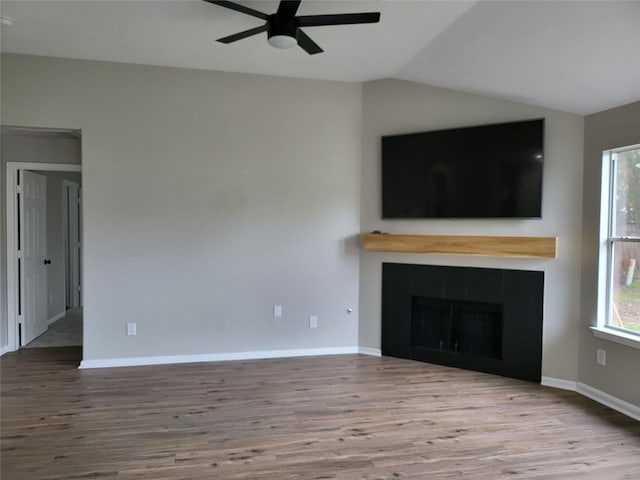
[{"left": 1, "top": 347, "right": 639, "bottom": 479}]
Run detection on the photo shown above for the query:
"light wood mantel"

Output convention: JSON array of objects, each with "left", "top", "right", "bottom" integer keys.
[{"left": 362, "top": 233, "right": 558, "bottom": 259}]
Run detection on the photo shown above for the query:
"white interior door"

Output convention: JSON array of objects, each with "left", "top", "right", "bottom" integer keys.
[
  {"left": 21, "top": 170, "right": 49, "bottom": 345},
  {"left": 65, "top": 181, "right": 82, "bottom": 308}
]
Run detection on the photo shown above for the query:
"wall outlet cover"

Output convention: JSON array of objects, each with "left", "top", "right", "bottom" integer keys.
[{"left": 597, "top": 348, "right": 606, "bottom": 366}]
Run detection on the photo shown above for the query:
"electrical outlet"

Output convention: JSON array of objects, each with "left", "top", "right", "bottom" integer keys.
[
  {"left": 597, "top": 348, "right": 606, "bottom": 366},
  {"left": 127, "top": 322, "right": 137, "bottom": 336},
  {"left": 309, "top": 316, "right": 318, "bottom": 329},
  {"left": 274, "top": 305, "right": 282, "bottom": 318}
]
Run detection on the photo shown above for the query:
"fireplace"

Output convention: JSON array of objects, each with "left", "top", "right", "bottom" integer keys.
[
  {"left": 382, "top": 263, "right": 544, "bottom": 382},
  {"left": 412, "top": 297, "right": 503, "bottom": 359}
]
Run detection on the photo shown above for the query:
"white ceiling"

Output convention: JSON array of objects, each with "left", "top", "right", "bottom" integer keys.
[{"left": 1, "top": 0, "right": 639, "bottom": 115}]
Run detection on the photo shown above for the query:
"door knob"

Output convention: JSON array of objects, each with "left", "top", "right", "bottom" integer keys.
[{"left": 44, "top": 259, "right": 52, "bottom": 265}]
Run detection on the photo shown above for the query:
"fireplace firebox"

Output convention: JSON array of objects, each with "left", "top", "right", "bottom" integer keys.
[{"left": 382, "top": 263, "right": 544, "bottom": 382}]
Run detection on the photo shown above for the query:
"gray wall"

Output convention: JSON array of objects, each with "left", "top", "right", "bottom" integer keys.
[
  {"left": 579, "top": 101, "right": 640, "bottom": 405},
  {"left": 1, "top": 54, "right": 362, "bottom": 360},
  {"left": 1, "top": 133, "right": 80, "bottom": 164},
  {"left": 1, "top": 131, "right": 81, "bottom": 348},
  {"left": 2, "top": 53, "right": 637, "bottom": 409},
  {"left": 359, "top": 79, "right": 585, "bottom": 382}
]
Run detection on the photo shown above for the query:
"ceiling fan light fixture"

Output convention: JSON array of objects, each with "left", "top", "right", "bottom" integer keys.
[
  {"left": 267, "top": 14, "right": 298, "bottom": 49},
  {"left": 206, "top": 0, "right": 380, "bottom": 55},
  {"left": 268, "top": 34, "right": 297, "bottom": 49}
]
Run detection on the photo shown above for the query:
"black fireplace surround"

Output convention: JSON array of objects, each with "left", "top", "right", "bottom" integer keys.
[{"left": 382, "top": 263, "right": 544, "bottom": 382}]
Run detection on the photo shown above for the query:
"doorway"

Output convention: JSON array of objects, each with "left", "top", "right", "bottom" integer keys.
[
  {"left": 4, "top": 128, "right": 82, "bottom": 351},
  {"left": 6, "top": 163, "right": 83, "bottom": 349}
]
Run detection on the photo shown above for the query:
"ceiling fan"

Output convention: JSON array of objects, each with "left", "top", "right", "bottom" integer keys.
[{"left": 204, "top": 0, "right": 381, "bottom": 55}]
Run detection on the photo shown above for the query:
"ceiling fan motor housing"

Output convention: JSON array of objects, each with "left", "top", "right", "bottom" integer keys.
[{"left": 267, "top": 14, "right": 298, "bottom": 47}]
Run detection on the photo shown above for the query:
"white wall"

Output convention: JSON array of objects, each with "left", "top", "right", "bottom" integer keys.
[
  {"left": 1, "top": 54, "right": 362, "bottom": 361},
  {"left": 359, "top": 79, "right": 585, "bottom": 382},
  {"left": 579, "top": 101, "right": 640, "bottom": 406}
]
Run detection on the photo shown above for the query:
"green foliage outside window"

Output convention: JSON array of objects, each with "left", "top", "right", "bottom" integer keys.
[{"left": 611, "top": 147, "right": 640, "bottom": 334}]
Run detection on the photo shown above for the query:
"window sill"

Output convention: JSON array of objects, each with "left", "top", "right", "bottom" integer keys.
[{"left": 591, "top": 326, "right": 640, "bottom": 350}]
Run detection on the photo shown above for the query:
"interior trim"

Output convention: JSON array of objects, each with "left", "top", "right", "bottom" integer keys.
[
  {"left": 590, "top": 326, "right": 640, "bottom": 350},
  {"left": 577, "top": 382, "right": 640, "bottom": 421},
  {"left": 542, "top": 376, "right": 640, "bottom": 421},
  {"left": 79, "top": 346, "right": 360, "bottom": 369},
  {"left": 358, "top": 347, "right": 382, "bottom": 356}
]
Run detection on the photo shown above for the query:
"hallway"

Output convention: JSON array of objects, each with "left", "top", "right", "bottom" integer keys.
[{"left": 25, "top": 308, "right": 82, "bottom": 348}]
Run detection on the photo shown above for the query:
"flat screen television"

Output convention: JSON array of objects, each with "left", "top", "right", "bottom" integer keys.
[{"left": 381, "top": 119, "right": 544, "bottom": 219}]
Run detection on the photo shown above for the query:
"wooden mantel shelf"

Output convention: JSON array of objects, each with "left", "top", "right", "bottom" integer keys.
[{"left": 362, "top": 233, "right": 558, "bottom": 259}]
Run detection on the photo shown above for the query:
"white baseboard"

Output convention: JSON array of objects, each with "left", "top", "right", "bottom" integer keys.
[
  {"left": 577, "top": 382, "right": 640, "bottom": 422},
  {"left": 0, "top": 345, "right": 11, "bottom": 356},
  {"left": 541, "top": 376, "right": 577, "bottom": 391},
  {"left": 541, "top": 376, "right": 640, "bottom": 421},
  {"left": 79, "top": 346, "right": 360, "bottom": 369},
  {"left": 358, "top": 347, "right": 382, "bottom": 357},
  {"left": 48, "top": 311, "right": 66, "bottom": 325}
]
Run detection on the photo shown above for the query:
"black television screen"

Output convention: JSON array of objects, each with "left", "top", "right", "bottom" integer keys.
[{"left": 381, "top": 119, "right": 544, "bottom": 219}]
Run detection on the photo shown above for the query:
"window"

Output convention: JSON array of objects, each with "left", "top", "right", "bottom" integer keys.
[{"left": 603, "top": 145, "right": 640, "bottom": 338}]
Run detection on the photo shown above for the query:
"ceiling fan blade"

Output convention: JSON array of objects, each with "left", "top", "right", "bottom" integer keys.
[
  {"left": 277, "top": 0, "right": 302, "bottom": 18},
  {"left": 297, "top": 29, "right": 323, "bottom": 55},
  {"left": 217, "top": 24, "right": 268, "bottom": 44},
  {"left": 297, "top": 12, "right": 380, "bottom": 27},
  {"left": 204, "top": 0, "right": 268, "bottom": 20}
]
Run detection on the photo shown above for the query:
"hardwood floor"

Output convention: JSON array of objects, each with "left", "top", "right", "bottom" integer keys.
[{"left": 1, "top": 348, "right": 639, "bottom": 479}]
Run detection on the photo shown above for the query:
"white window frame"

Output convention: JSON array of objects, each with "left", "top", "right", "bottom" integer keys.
[{"left": 592, "top": 144, "right": 640, "bottom": 349}]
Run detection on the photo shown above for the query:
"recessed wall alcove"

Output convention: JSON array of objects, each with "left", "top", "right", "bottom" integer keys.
[{"left": 382, "top": 263, "right": 544, "bottom": 382}]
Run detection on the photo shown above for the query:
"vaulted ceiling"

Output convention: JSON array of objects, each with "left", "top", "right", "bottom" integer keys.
[{"left": 1, "top": 0, "right": 639, "bottom": 115}]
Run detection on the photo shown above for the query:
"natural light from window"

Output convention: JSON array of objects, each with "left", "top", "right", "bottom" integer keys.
[{"left": 606, "top": 145, "right": 640, "bottom": 337}]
